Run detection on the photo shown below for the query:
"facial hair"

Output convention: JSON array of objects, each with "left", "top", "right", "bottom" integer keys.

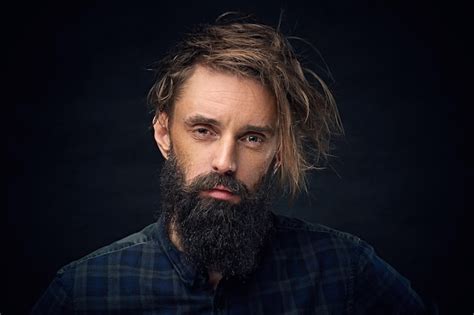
[{"left": 159, "top": 153, "right": 276, "bottom": 279}]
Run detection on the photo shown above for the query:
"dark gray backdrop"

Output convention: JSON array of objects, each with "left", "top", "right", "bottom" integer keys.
[{"left": 5, "top": 0, "right": 471, "bottom": 314}]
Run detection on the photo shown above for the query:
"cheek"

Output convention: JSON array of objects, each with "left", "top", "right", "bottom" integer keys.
[
  {"left": 172, "top": 141, "right": 211, "bottom": 184},
  {"left": 238, "top": 154, "right": 275, "bottom": 190},
  {"left": 169, "top": 125, "right": 201, "bottom": 174},
  {"left": 184, "top": 161, "right": 209, "bottom": 184}
]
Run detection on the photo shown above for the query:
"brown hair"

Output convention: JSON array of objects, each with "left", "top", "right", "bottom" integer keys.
[{"left": 148, "top": 14, "right": 343, "bottom": 197}]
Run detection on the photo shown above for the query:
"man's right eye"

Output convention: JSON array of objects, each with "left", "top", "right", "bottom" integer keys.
[{"left": 192, "top": 127, "right": 215, "bottom": 139}]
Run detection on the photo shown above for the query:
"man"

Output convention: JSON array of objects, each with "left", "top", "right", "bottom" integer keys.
[{"left": 33, "top": 14, "right": 427, "bottom": 314}]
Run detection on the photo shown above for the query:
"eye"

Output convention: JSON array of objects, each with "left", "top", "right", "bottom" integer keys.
[
  {"left": 247, "top": 135, "right": 262, "bottom": 143},
  {"left": 196, "top": 127, "right": 209, "bottom": 135},
  {"left": 192, "top": 127, "right": 216, "bottom": 140},
  {"left": 241, "top": 134, "right": 264, "bottom": 147}
]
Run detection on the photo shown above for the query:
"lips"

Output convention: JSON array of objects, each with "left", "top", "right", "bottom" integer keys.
[
  {"left": 213, "top": 185, "right": 232, "bottom": 193},
  {"left": 200, "top": 185, "right": 240, "bottom": 203}
]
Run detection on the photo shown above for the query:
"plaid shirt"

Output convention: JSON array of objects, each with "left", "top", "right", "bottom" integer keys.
[{"left": 32, "top": 214, "right": 426, "bottom": 314}]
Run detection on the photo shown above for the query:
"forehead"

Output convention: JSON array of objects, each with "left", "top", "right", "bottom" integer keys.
[{"left": 173, "top": 65, "right": 277, "bottom": 126}]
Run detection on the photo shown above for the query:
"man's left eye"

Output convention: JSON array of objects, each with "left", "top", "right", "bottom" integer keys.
[{"left": 244, "top": 135, "right": 263, "bottom": 144}]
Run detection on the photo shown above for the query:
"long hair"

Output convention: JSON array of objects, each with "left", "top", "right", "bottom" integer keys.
[{"left": 148, "top": 13, "right": 343, "bottom": 197}]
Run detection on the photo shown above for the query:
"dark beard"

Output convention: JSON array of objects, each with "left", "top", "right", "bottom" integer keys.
[{"left": 158, "top": 153, "right": 276, "bottom": 279}]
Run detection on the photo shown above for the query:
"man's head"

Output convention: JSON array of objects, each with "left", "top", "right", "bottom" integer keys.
[
  {"left": 154, "top": 65, "right": 279, "bottom": 278},
  {"left": 149, "top": 15, "right": 343, "bottom": 197},
  {"left": 148, "top": 14, "right": 342, "bottom": 278}
]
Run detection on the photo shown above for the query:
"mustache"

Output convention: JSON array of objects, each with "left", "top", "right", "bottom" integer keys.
[{"left": 183, "top": 172, "right": 250, "bottom": 197}]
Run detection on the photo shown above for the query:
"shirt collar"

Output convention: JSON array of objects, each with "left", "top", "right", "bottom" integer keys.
[{"left": 156, "top": 215, "right": 209, "bottom": 288}]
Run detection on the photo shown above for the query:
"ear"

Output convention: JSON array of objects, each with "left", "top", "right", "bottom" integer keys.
[{"left": 153, "top": 112, "right": 171, "bottom": 159}]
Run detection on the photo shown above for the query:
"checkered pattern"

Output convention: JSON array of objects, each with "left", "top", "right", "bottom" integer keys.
[{"left": 32, "top": 214, "right": 426, "bottom": 314}]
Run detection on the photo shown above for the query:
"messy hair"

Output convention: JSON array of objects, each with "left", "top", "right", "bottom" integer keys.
[{"left": 148, "top": 13, "right": 343, "bottom": 197}]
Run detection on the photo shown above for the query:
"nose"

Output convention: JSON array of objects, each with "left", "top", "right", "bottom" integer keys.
[{"left": 211, "top": 136, "right": 237, "bottom": 176}]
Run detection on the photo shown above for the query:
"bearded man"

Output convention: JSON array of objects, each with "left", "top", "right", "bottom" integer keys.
[{"left": 32, "top": 14, "right": 427, "bottom": 314}]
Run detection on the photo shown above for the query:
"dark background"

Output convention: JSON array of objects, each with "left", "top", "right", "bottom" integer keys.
[{"left": 4, "top": 0, "right": 471, "bottom": 314}]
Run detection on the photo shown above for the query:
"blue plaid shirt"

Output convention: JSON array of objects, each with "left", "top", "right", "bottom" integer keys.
[{"left": 32, "top": 214, "right": 426, "bottom": 314}]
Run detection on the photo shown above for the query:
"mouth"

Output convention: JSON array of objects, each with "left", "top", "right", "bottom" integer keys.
[{"left": 200, "top": 185, "right": 241, "bottom": 203}]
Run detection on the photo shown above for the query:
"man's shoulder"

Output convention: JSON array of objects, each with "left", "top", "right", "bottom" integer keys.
[
  {"left": 273, "top": 214, "right": 366, "bottom": 246},
  {"left": 271, "top": 214, "right": 375, "bottom": 263},
  {"left": 269, "top": 215, "right": 426, "bottom": 314},
  {"left": 57, "top": 222, "right": 162, "bottom": 275},
  {"left": 32, "top": 222, "right": 176, "bottom": 312}
]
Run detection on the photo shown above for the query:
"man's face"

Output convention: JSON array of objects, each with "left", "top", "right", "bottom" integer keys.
[
  {"left": 153, "top": 65, "right": 279, "bottom": 277},
  {"left": 156, "top": 65, "right": 279, "bottom": 201}
]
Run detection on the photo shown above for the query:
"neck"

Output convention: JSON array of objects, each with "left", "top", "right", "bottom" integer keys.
[
  {"left": 169, "top": 224, "right": 184, "bottom": 251},
  {"left": 208, "top": 271, "right": 223, "bottom": 290}
]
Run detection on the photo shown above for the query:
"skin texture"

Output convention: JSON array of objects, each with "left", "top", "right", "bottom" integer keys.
[{"left": 153, "top": 65, "right": 279, "bottom": 202}]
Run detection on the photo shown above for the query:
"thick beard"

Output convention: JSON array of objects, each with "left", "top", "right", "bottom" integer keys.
[{"left": 159, "top": 153, "right": 276, "bottom": 279}]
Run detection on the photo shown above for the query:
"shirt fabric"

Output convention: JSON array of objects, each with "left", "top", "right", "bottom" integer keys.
[{"left": 32, "top": 213, "right": 426, "bottom": 314}]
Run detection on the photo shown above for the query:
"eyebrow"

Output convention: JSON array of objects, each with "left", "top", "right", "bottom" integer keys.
[
  {"left": 184, "top": 114, "right": 221, "bottom": 127},
  {"left": 184, "top": 114, "right": 275, "bottom": 136},
  {"left": 243, "top": 124, "right": 275, "bottom": 136}
]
